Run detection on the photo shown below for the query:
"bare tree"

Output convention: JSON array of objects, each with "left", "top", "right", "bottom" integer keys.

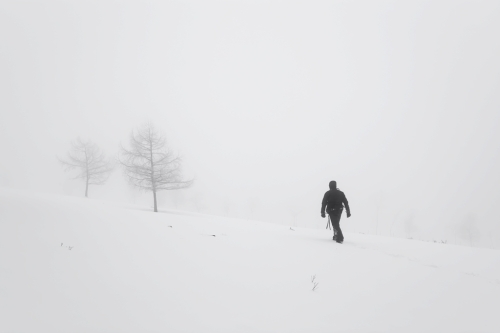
[
  {"left": 120, "top": 123, "right": 193, "bottom": 212},
  {"left": 59, "top": 138, "right": 114, "bottom": 197}
]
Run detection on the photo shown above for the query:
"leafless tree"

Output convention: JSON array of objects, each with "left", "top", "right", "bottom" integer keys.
[
  {"left": 120, "top": 123, "right": 193, "bottom": 212},
  {"left": 59, "top": 138, "right": 114, "bottom": 197}
]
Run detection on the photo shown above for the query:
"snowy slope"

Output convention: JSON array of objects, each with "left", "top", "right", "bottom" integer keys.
[{"left": 1, "top": 188, "right": 500, "bottom": 333}]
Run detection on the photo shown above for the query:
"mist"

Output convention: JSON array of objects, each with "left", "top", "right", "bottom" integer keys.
[{"left": 1, "top": 0, "right": 499, "bottom": 247}]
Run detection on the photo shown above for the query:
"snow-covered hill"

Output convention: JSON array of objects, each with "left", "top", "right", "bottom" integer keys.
[{"left": 1, "top": 188, "right": 499, "bottom": 333}]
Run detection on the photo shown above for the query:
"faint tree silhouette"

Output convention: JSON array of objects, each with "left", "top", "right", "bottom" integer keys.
[
  {"left": 404, "top": 212, "right": 416, "bottom": 239},
  {"left": 223, "top": 200, "right": 233, "bottom": 216},
  {"left": 59, "top": 138, "right": 114, "bottom": 197},
  {"left": 390, "top": 211, "right": 400, "bottom": 236},
  {"left": 290, "top": 205, "right": 300, "bottom": 227},
  {"left": 458, "top": 213, "right": 480, "bottom": 246},
  {"left": 120, "top": 123, "right": 193, "bottom": 212},
  {"left": 374, "top": 194, "right": 384, "bottom": 235},
  {"left": 247, "top": 197, "right": 259, "bottom": 220}
]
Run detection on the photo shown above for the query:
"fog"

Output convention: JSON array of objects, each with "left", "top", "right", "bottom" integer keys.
[{"left": 1, "top": 1, "right": 499, "bottom": 247}]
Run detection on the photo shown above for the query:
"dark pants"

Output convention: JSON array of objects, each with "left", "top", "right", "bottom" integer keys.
[{"left": 328, "top": 207, "right": 344, "bottom": 242}]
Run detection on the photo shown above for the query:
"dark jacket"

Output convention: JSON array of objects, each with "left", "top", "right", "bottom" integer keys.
[{"left": 321, "top": 188, "right": 350, "bottom": 216}]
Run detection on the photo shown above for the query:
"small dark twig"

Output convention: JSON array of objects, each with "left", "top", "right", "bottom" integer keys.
[{"left": 311, "top": 275, "right": 319, "bottom": 291}]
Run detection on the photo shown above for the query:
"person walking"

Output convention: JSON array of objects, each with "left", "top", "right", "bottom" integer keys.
[{"left": 321, "top": 181, "right": 351, "bottom": 243}]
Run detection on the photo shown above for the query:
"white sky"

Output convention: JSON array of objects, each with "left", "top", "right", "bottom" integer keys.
[{"left": 1, "top": 0, "right": 499, "bottom": 244}]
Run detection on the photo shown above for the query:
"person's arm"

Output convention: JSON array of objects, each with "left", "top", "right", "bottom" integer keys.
[
  {"left": 343, "top": 193, "right": 351, "bottom": 217},
  {"left": 321, "top": 192, "right": 328, "bottom": 217}
]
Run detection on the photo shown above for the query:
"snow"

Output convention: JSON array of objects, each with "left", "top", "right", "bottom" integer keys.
[{"left": 1, "top": 188, "right": 500, "bottom": 332}]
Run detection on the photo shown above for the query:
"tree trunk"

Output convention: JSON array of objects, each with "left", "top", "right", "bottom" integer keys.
[
  {"left": 153, "top": 190, "right": 158, "bottom": 212},
  {"left": 85, "top": 148, "right": 89, "bottom": 198},
  {"left": 149, "top": 134, "right": 157, "bottom": 212}
]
